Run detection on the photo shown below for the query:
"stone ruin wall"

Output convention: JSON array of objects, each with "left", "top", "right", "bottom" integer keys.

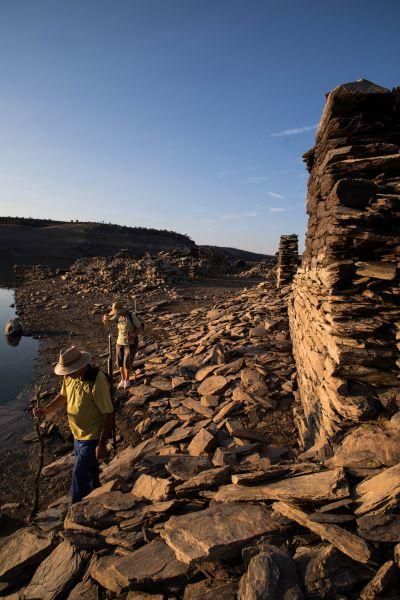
[
  {"left": 276, "top": 234, "right": 299, "bottom": 289},
  {"left": 288, "top": 80, "right": 400, "bottom": 457}
]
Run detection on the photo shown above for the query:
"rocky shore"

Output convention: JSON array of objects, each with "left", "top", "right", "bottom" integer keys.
[
  {"left": 0, "top": 248, "right": 398, "bottom": 600},
  {"left": 0, "top": 252, "right": 268, "bottom": 516}
]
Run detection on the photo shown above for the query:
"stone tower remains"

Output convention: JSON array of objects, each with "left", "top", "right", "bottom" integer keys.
[
  {"left": 276, "top": 234, "right": 299, "bottom": 289},
  {"left": 289, "top": 80, "right": 400, "bottom": 457}
]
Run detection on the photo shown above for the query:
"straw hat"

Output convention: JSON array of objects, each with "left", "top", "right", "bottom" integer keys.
[
  {"left": 54, "top": 346, "right": 91, "bottom": 376},
  {"left": 108, "top": 301, "right": 129, "bottom": 317}
]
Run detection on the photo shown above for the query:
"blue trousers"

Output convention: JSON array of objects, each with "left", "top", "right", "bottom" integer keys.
[{"left": 71, "top": 439, "right": 100, "bottom": 503}]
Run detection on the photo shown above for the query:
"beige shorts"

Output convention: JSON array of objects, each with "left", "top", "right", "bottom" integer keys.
[{"left": 116, "top": 343, "right": 138, "bottom": 368}]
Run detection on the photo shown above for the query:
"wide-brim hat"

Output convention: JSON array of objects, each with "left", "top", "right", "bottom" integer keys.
[
  {"left": 54, "top": 346, "right": 91, "bottom": 376},
  {"left": 108, "top": 301, "right": 130, "bottom": 317}
]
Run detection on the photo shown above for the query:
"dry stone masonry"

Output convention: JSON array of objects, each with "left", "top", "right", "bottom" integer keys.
[
  {"left": 276, "top": 234, "right": 299, "bottom": 289},
  {"left": 289, "top": 79, "right": 400, "bottom": 457}
]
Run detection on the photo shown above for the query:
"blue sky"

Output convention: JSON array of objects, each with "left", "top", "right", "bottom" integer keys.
[{"left": 1, "top": 1, "right": 399, "bottom": 254}]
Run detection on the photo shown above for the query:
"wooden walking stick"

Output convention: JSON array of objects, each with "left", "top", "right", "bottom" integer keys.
[
  {"left": 107, "top": 329, "right": 117, "bottom": 456},
  {"left": 29, "top": 379, "right": 45, "bottom": 523}
]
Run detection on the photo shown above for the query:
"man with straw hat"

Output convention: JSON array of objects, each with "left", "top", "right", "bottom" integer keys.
[
  {"left": 103, "top": 301, "right": 143, "bottom": 390},
  {"left": 33, "top": 346, "right": 114, "bottom": 503}
]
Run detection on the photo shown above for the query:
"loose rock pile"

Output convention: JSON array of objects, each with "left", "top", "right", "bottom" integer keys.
[
  {"left": 276, "top": 235, "right": 299, "bottom": 289},
  {"left": 38, "top": 248, "right": 266, "bottom": 297},
  {"left": 4, "top": 262, "right": 400, "bottom": 598},
  {"left": 289, "top": 79, "right": 400, "bottom": 457},
  {"left": 1, "top": 277, "right": 300, "bottom": 598},
  {"left": 238, "top": 258, "right": 276, "bottom": 279}
]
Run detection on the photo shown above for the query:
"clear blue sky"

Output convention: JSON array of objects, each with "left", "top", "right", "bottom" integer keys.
[{"left": 1, "top": 0, "right": 399, "bottom": 253}]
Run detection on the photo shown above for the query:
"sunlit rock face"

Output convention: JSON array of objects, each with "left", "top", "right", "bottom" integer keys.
[{"left": 289, "top": 79, "right": 400, "bottom": 458}]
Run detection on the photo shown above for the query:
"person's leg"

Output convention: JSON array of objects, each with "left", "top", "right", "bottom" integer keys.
[
  {"left": 71, "top": 440, "right": 99, "bottom": 503},
  {"left": 70, "top": 439, "right": 80, "bottom": 503},
  {"left": 123, "top": 346, "right": 133, "bottom": 387},
  {"left": 116, "top": 344, "right": 125, "bottom": 388},
  {"left": 87, "top": 441, "right": 100, "bottom": 491}
]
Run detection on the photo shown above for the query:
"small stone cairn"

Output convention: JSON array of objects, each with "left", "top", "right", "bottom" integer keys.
[{"left": 276, "top": 234, "right": 299, "bottom": 289}]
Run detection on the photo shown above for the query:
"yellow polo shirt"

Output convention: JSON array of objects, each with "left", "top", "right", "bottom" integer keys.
[{"left": 60, "top": 371, "right": 113, "bottom": 441}]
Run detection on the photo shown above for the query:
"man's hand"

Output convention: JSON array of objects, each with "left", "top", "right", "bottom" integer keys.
[
  {"left": 102, "top": 314, "right": 109, "bottom": 324},
  {"left": 96, "top": 442, "right": 108, "bottom": 461}
]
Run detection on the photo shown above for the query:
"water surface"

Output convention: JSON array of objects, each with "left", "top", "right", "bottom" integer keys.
[{"left": 0, "top": 287, "right": 38, "bottom": 405}]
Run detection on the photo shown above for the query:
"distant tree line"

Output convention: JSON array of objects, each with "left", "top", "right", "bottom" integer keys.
[{"left": 0, "top": 216, "right": 194, "bottom": 244}]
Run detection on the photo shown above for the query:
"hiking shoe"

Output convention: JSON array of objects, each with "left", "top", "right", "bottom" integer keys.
[
  {"left": 124, "top": 380, "right": 132, "bottom": 389},
  {"left": 117, "top": 380, "right": 125, "bottom": 389}
]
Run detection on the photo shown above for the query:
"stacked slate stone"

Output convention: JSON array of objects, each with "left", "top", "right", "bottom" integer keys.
[
  {"left": 276, "top": 234, "right": 299, "bottom": 289},
  {"left": 289, "top": 79, "right": 400, "bottom": 457}
]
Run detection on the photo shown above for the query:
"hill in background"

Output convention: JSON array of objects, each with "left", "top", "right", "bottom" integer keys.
[{"left": 0, "top": 217, "right": 271, "bottom": 268}]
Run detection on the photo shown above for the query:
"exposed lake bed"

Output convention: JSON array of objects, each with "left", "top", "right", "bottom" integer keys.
[{"left": 0, "top": 257, "right": 264, "bottom": 520}]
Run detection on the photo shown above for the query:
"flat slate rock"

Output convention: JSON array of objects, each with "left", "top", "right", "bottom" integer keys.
[
  {"left": 273, "top": 502, "right": 372, "bottom": 564},
  {"left": 188, "top": 428, "right": 216, "bottom": 455},
  {"left": 101, "top": 437, "right": 164, "bottom": 482},
  {"left": 0, "top": 527, "right": 53, "bottom": 582},
  {"left": 309, "top": 512, "right": 354, "bottom": 524},
  {"left": 156, "top": 419, "right": 179, "bottom": 437},
  {"left": 161, "top": 502, "right": 290, "bottom": 565},
  {"left": 127, "top": 384, "right": 160, "bottom": 405},
  {"left": 105, "top": 529, "right": 145, "bottom": 550},
  {"left": 197, "top": 375, "right": 229, "bottom": 396},
  {"left": 165, "top": 426, "right": 195, "bottom": 444},
  {"left": 90, "top": 555, "right": 128, "bottom": 594},
  {"left": 131, "top": 474, "right": 173, "bottom": 502},
  {"left": 24, "top": 541, "right": 88, "bottom": 600},
  {"left": 215, "top": 468, "right": 349, "bottom": 503},
  {"left": 166, "top": 455, "right": 213, "bottom": 480},
  {"left": 175, "top": 466, "right": 232, "bottom": 495},
  {"left": 324, "top": 424, "right": 400, "bottom": 469},
  {"left": 183, "top": 579, "right": 238, "bottom": 600},
  {"left": 96, "top": 490, "right": 138, "bottom": 511},
  {"left": 195, "top": 365, "right": 219, "bottom": 382},
  {"left": 181, "top": 398, "right": 214, "bottom": 419},
  {"left": 42, "top": 454, "right": 75, "bottom": 478},
  {"left": 231, "top": 468, "right": 290, "bottom": 485},
  {"left": 114, "top": 538, "right": 189, "bottom": 585},
  {"left": 354, "top": 463, "right": 400, "bottom": 515}
]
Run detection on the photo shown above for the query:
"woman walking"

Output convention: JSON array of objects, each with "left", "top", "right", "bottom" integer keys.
[{"left": 103, "top": 301, "right": 143, "bottom": 389}]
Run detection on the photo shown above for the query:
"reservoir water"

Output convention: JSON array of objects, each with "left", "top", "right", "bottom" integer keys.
[{"left": 0, "top": 269, "right": 38, "bottom": 406}]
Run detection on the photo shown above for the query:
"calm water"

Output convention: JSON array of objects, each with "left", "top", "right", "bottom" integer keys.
[{"left": 0, "top": 284, "right": 38, "bottom": 406}]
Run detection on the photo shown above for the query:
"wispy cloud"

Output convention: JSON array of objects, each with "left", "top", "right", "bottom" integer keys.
[
  {"left": 271, "top": 124, "right": 317, "bottom": 137},
  {"left": 218, "top": 170, "right": 238, "bottom": 178},
  {"left": 267, "top": 191, "right": 284, "bottom": 199},
  {"left": 221, "top": 211, "right": 257, "bottom": 221},
  {"left": 246, "top": 176, "right": 268, "bottom": 184},
  {"left": 270, "top": 207, "right": 287, "bottom": 213}
]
